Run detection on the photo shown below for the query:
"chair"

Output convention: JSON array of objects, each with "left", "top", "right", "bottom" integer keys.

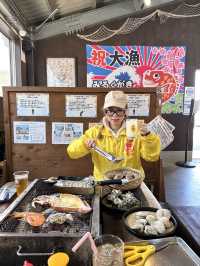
[
  {"left": 142, "top": 158, "right": 165, "bottom": 202},
  {"left": 0, "top": 160, "right": 7, "bottom": 186}
]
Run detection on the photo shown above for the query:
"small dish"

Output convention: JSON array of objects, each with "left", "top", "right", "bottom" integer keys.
[{"left": 123, "top": 207, "right": 177, "bottom": 239}]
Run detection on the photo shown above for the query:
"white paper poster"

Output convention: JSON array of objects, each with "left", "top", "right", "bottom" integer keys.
[
  {"left": 127, "top": 94, "right": 150, "bottom": 116},
  {"left": 47, "top": 58, "right": 76, "bottom": 87},
  {"left": 13, "top": 121, "right": 46, "bottom": 144},
  {"left": 52, "top": 122, "right": 83, "bottom": 144},
  {"left": 65, "top": 95, "right": 97, "bottom": 117},
  {"left": 147, "top": 115, "right": 175, "bottom": 150},
  {"left": 183, "top": 87, "right": 194, "bottom": 115},
  {"left": 16, "top": 93, "right": 49, "bottom": 116}
]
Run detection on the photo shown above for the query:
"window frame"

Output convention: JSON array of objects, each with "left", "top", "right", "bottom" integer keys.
[{"left": 0, "top": 17, "right": 22, "bottom": 96}]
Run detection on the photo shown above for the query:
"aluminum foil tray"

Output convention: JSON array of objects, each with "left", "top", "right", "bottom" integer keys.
[{"left": 125, "top": 236, "right": 200, "bottom": 266}]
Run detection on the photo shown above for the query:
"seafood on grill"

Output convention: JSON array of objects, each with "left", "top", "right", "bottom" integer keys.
[
  {"left": 32, "top": 193, "right": 92, "bottom": 214},
  {"left": 107, "top": 189, "right": 140, "bottom": 209},
  {"left": 11, "top": 211, "right": 45, "bottom": 227},
  {"left": 32, "top": 195, "right": 53, "bottom": 208},
  {"left": 104, "top": 168, "right": 138, "bottom": 181},
  {"left": 126, "top": 209, "right": 175, "bottom": 236},
  {"left": 46, "top": 213, "right": 73, "bottom": 224}
]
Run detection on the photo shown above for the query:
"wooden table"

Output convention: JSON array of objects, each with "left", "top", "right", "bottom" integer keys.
[
  {"left": 0, "top": 181, "right": 200, "bottom": 265},
  {"left": 170, "top": 206, "right": 200, "bottom": 256}
]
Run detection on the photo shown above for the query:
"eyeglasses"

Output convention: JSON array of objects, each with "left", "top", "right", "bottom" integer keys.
[{"left": 105, "top": 108, "right": 126, "bottom": 117}]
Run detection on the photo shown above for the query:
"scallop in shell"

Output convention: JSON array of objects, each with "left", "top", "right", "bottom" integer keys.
[
  {"left": 130, "top": 222, "right": 144, "bottom": 232},
  {"left": 159, "top": 217, "right": 173, "bottom": 229},
  {"left": 135, "top": 211, "right": 147, "bottom": 219},
  {"left": 136, "top": 218, "right": 147, "bottom": 226},
  {"left": 152, "top": 220, "right": 166, "bottom": 234},
  {"left": 144, "top": 225, "right": 158, "bottom": 235},
  {"left": 146, "top": 214, "right": 157, "bottom": 225},
  {"left": 156, "top": 209, "right": 171, "bottom": 219},
  {"left": 47, "top": 213, "right": 73, "bottom": 224}
]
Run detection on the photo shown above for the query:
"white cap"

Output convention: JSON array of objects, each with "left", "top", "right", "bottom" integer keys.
[{"left": 103, "top": 91, "right": 128, "bottom": 109}]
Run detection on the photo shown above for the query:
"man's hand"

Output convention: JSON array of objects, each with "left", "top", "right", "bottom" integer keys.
[
  {"left": 85, "top": 139, "right": 96, "bottom": 149},
  {"left": 140, "top": 123, "right": 150, "bottom": 136}
]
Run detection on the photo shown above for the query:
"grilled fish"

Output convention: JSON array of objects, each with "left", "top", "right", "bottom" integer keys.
[{"left": 32, "top": 193, "right": 92, "bottom": 214}]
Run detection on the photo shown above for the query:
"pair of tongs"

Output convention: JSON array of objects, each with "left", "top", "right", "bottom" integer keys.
[{"left": 92, "top": 145, "right": 124, "bottom": 163}]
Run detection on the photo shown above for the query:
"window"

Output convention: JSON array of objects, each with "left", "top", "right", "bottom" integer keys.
[
  {"left": 193, "top": 70, "right": 200, "bottom": 159},
  {"left": 194, "top": 70, "right": 200, "bottom": 125},
  {"left": 0, "top": 32, "right": 11, "bottom": 96}
]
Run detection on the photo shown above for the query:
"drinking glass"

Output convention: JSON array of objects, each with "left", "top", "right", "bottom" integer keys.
[
  {"left": 126, "top": 119, "right": 138, "bottom": 139},
  {"left": 93, "top": 234, "right": 124, "bottom": 266},
  {"left": 13, "top": 171, "right": 29, "bottom": 196}
]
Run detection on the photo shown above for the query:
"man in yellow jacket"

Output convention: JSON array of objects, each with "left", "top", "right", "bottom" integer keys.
[{"left": 67, "top": 91, "right": 160, "bottom": 181}]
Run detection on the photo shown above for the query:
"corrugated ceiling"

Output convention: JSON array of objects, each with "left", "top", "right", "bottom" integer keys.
[
  {"left": 5, "top": 0, "right": 106, "bottom": 26},
  {"left": 0, "top": 0, "right": 181, "bottom": 39}
]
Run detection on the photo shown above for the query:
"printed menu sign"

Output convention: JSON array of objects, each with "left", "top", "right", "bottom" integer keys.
[
  {"left": 66, "top": 95, "right": 97, "bottom": 117},
  {"left": 16, "top": 93, "right": 49, "bottom": 116},
  {"left": 52, "top": 122, "right": 83, "bottom": 144},
  {"left": 128, "top": 94, "right": 150, "bottom": 116},
  {"left": 13, "top": 121, "right": 46, "bottom": 144}
]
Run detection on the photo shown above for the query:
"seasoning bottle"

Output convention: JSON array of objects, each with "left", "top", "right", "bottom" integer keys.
[{"left": 48, "top": 252, "right": 69, "bottom": 266}]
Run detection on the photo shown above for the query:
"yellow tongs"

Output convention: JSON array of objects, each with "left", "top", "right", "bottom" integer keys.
[{"left": 124, "top": 241, "right": 170, "bottom": 266}]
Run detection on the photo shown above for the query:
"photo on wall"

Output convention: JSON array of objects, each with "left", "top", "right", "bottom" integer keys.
[{"left": 47, "top": 58, "right": 76, "bottom": 87}]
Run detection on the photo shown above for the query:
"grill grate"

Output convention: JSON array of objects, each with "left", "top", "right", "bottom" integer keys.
[{"left": 0, "top": 180, "right": 93, "bottom": 235}]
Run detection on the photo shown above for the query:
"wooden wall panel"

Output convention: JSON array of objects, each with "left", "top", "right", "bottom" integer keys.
[
  {"left": 32, "top": 13, "right": 200, "bottom": 151},
  {"left": 3, "top": 87, "right": 161, "bottom": 181}
]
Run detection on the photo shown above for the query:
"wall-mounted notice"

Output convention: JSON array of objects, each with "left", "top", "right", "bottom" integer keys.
[
  {"left": 47, "top": 58, "right": 76, "bottom": 87},
  {"left": 183, "top": 87, "right": 194, "bottom": 115},
  {"left": 16, "top": 93, "right": 49, "bottom": 116},
  {"left": 13, "top": 121, "right": 46, "bottom": 144},
  {"left": 127, "top": 94, "right": 150, "bottom": 116},
  {"left": 65, "top": 95, "right": 97, "bottom": 117},
  {"left": 52, "top": 122, "right": 83, "bottom": 144}
]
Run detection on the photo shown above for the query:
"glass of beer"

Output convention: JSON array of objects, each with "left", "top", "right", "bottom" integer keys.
[
  {"left": 126, "top": 119, "right": 138, "bottom": 139},
  {"left": 13, "top": 171, "right": 29, "bottom": 196}
]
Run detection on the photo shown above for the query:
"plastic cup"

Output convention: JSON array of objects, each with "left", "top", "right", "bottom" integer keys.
[
  {"left": 93, "top": 234, "right": 124, "bottom": 266},
  {"left": 13, "top": 171, "right": 29, "bottom": 196},
  {"left": 126, "top": 119, "right": 138, "bottom": 139},
  {"left": 48, "top": 252, "right": 69, "bottom": 266}
]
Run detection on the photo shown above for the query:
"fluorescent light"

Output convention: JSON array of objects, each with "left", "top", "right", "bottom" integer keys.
[
  {"left": 144, "top": 0, "right": 152, "bottom": 7},
  {"left": 19, "top": 30, "right": 27, "bottom": 37}
]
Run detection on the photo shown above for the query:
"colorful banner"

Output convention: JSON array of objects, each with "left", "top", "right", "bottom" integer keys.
[{"left": 86, "top": 45, "right": 186, "bottom": 113}]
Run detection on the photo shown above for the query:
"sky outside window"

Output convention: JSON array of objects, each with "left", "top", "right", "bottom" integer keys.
[{"left": 0, "top": 32, "right": 11, "bottom": 96}]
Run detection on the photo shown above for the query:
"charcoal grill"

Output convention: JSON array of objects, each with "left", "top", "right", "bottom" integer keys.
[
  {"left": 0, "top": 179, "right": 100, "bottom": 237},
  {"left": 0, "top": 179, "right": 99, "bottom": 265}
]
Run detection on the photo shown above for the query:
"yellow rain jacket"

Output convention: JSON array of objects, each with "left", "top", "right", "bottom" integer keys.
[{"left": 67, "top": 124, "right": 160, "bottom": 181}]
